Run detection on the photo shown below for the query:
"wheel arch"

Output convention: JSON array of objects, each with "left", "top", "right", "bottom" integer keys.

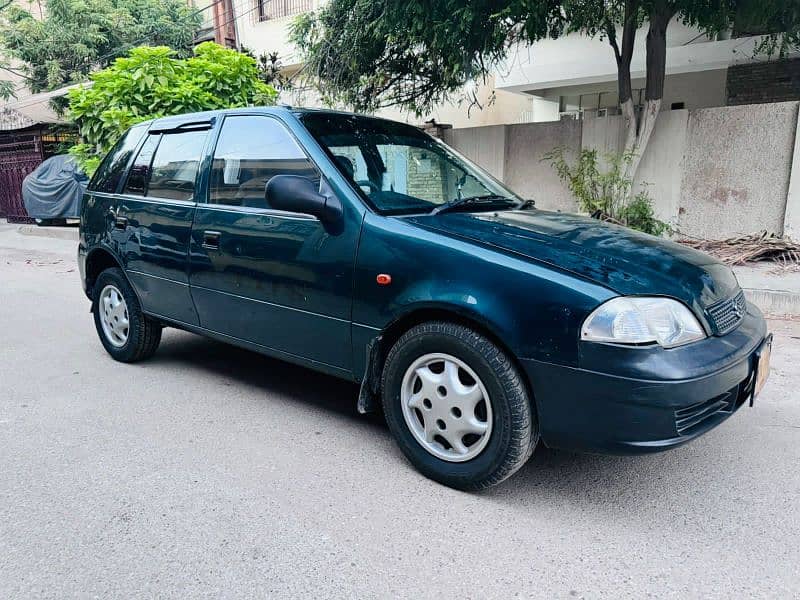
[
  {"left": 85, "top": 246, "right": 124, "bottom": 296},
  {"left": 357, "top": 304, "right": 536, "bottom": 416},
  {"left": 84, "top": 247, "right": 144, "bottom": 314}
]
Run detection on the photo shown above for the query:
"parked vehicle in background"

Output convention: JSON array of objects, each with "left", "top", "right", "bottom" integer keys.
[
  {"left": 78, "top": 108, "right": 771, "bottom": 490},
  {"left": 22, "top": 155, "right": 87, "bottom": 224}
]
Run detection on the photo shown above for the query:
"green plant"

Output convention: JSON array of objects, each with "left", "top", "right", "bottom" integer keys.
[
  {"left": 241, "top": 46, "right": 292, "bottom": 91},
  {"left": 67, "top": 43, "right": 278, "bottom": 174},
  {"left": 544, "top": 147, "right": 669, "bottom": 236}
]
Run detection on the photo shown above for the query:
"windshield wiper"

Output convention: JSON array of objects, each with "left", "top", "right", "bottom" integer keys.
[{"left": 431, "top": 194, "right": 513, "bottom": 215}]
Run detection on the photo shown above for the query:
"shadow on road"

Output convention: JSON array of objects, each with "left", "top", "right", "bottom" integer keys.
[
  {"left": 150, "top": 329, "right": 717, "bottom": 505},
  {"left": 153, "top": 330, "right": 382, "bottom": 427}
]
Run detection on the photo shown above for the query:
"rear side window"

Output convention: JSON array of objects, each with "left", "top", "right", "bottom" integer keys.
[
  {"left": 208, "top": 115, "right": 319, "bottom": 208},
  {"left": 123, "top": 134, "right": 159, "bottom": 196},
  {"left": 122, "top": 129, "right": 207, "bottom": 200},
  {"left": 147, "top": 130, "right": 207, "bottom": 201},
  {"left": 88, "top": 125, "right": 147, "bottom": 193}
]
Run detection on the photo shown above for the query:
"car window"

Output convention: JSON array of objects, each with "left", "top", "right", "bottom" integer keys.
[
  {"left": 327, "top": 145, "right": 371, "bottom": 193},
  {"left": 88, "top": 124, "right": 147, "bottom": 193},
  {"left": 123, "top": 134, "right": 159, "bottom": 196},
  {"left": 208, "top": 115, "right": 319, "bottom": 209},
  {"left": 300, "top": 113, "right": 517, "bottom": 215},
  {"left": 147, "top": 130, "right": 207, "bottom": 201}
]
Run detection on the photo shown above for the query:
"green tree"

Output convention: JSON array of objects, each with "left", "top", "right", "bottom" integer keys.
[
  {"left": 67, "top": 42, "right": 278, "bottom": 174},
  {"left": 293, "top": 0, "right": 798, "bottom": 183},
  {"left": 0, "top": 0, "right": 202, "bottom": 94}
]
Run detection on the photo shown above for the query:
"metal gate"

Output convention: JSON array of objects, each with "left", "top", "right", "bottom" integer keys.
[{"left": 0, "top": 133, "right": 43, "bottom": 223}]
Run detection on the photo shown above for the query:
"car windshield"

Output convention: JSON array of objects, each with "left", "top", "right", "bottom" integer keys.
[{"left": 299, "top": 112, "right": 519, "bottom": 215}]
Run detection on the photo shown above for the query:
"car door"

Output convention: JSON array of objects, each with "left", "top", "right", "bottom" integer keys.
[
  {"left": 188, "top": 114, "right": 361, "bottom": 374},
  {"left": 116, "top": 125, "right": 212, "bottom": 325}
]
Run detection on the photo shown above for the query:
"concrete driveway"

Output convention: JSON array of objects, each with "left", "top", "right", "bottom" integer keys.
[{"left": 1, "top": 225, "right": 799, "bottom": 598}]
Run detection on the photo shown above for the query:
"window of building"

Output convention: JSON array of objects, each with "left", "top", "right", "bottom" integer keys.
[{"left": 257, "top": 0, "right": 313, "bottom": 22}]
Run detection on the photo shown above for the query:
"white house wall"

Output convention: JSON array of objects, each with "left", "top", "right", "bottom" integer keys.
[{"left": 442, "top": 102, "right": 800, "bottom": 240}]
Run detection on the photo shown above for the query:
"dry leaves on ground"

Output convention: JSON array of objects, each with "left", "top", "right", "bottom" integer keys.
[{"left": 679, "top": 232, "right": 800, "bottom": 270}]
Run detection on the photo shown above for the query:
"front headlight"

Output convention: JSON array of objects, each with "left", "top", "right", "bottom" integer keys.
[{"left": 581, "top": 297, "right": 706, "bottom": 348}]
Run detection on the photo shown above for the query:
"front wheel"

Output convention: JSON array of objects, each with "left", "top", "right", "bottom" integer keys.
[{"left": 381, "top": 321, "right": 537, "bottom": 490}]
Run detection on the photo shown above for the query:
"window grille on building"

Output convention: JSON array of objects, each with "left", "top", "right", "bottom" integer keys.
[{"left": 257, "top": 0, "right": 313, "bottom": 21}]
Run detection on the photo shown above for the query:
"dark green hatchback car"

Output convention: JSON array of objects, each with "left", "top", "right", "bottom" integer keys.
[{"left": 79, "top": 107, "right": 772, "bottom": 489}]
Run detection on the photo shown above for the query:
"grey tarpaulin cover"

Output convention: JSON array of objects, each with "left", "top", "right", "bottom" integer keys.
[{"left": 22, "top": 155, "right": 88, "bottom": 219}]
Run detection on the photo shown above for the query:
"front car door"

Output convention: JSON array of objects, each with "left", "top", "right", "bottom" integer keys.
[
  {"left": 188, "top": 113, "right": 362, "bottom": 375},
  {"left": 116, "top": 124, "right": 212, "bottom": 325}
]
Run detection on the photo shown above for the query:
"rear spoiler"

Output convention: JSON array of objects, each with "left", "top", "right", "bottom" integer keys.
[{"left": 149, "top": 117, "right": 216, "bottom": 134}]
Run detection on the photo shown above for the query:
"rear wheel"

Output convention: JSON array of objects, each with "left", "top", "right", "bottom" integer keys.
[
  {"left": 381, "top": 321, "right": 537, "bottom": 490},
  {"left": 92, "top": 267, "right": 161, "bottom": 362}
]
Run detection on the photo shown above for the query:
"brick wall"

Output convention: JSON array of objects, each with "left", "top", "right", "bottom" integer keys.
[
  {"left": 727, "top": 58, "right": 800, "bottom": 106},
  {"left": 405, "top": 147, "right": 447, "bottom": 203}
]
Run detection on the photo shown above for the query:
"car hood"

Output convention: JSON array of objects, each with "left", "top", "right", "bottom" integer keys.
[{"left": 404, "top": 209, "right": 739, "bottom": 312}]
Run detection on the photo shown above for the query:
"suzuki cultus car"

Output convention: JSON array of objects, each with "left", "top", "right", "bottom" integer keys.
[{"left": 79, "top": 108, "right": 772, "bottom": 490}]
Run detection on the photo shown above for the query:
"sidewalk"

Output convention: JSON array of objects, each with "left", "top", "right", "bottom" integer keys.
[
  {"left": 9, "top": 223, "right": 800, "bottom": 317},
  {"left": 733, "top": 264, "right": 800, "bottom": 318}
]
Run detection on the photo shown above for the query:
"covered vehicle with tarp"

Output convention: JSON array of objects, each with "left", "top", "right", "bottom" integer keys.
[{"left": 22, "top": 155, "right": 88, "bottom": 222}]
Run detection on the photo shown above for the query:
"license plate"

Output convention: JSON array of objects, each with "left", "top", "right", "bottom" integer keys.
[{"left": 754, "top": 335, "right": 773, "bottom": 399}]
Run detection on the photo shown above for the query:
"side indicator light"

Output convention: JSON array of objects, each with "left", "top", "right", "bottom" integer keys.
[{"left": 376, "top": 273, "right": 392, "bottom": 286}]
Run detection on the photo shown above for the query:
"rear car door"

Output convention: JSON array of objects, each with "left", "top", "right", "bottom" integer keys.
[
  {"left": 188, "top": 114, "right": 360, "bottom": 374},
  {"left": 115, "top": 125, "right": 211, "bottom": 325}
]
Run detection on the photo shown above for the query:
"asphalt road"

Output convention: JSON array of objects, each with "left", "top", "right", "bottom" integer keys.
[{"left": 1, "top": 224, "right": 799, "bottom": 599}]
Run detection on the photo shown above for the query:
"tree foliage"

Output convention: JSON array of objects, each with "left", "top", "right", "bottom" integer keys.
[
  {"left": 291, "top": 1, "right": 565, "bottom": 115},
  {"left": 292, "top": 0, "right": 797, "bottom": 197},
  {"left": 0, "top": 0, "right": 202, "bottom": 94},
  {"left": 67, "top": 42, "right": 278, "bottom": 174},
  {"left": 293, "top": 1, "right": 798, "bottom": 115}
]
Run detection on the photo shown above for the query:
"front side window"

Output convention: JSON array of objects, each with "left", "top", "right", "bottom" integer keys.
[
  {"left": 208, "top": 115, "right": 319, "bottom": 208},
  {"left": 300, "top": 113, "right": 518, "bottom": 215},
  {"left": 88, "top": 124, "right": 147, "bottom": 193}
]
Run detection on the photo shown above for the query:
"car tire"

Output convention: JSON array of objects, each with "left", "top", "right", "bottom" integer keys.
[
  {"left": 92, "top": 267, "right": 162, "bottom": 362},
  {"left": 381, "top": 321, "right": 537, "bottom": 490}
]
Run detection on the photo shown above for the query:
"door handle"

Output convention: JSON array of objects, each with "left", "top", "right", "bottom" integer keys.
[
  {"left": 114, "top": 215, "right": 128, "bottom": 229},
  {"left": 202, "top": 230, "right": 221, "bottom": 250}
]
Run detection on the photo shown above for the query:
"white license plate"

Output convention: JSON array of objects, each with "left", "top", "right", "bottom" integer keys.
[{"left": 754, "top": 336, "right": 773, "bottom": 398}]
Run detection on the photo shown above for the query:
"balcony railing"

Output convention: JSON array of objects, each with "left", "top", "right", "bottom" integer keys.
[{"left": 258, "top": 0, "right": 313, "bottom": 21}]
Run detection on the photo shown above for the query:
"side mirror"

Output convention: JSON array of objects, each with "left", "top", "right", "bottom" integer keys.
[{"left": 265, "top": 175, "right": 343, "bottom": 230}]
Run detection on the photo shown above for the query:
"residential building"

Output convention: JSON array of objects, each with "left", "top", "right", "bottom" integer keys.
[
  {"left": 190, "top": 0, "right": 239, "bottom": 48},
  {"left": 496, "top": 19, "right": 800, "bottom": 122},
  {"left": 234, "top": 2, "right": 799, "bottom": 126}
]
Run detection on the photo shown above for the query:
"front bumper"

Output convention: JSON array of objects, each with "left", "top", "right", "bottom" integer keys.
[{"left": 522, "top": 303, "right": 769, "bottom": 455}]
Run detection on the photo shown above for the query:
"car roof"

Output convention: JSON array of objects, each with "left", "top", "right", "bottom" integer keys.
[
  {"left": 145, "top": 106, "right": 294, "bottom": 131},
  {"left": 142, "top": 106, "right": 409, "bottom": 132}
]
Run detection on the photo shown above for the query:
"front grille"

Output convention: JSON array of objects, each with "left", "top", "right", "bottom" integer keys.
[
  {"left": 674, "top": 390, "right": 735, "bottom": 435},
  {"left": 706, "top": 290, "right": 747, "bottom": 335}
]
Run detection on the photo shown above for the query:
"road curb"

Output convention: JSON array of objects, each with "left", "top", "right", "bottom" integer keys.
[
  {"left": 17, "top": 224, "right": 79, "bottom": 241},
  {"left": 744, "top": 288, "right": 800, "bottom": 318}
]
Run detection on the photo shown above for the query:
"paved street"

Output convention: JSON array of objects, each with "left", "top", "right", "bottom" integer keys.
[{"left": 1, "top": 223, "right": 799, "bottom": 599}]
